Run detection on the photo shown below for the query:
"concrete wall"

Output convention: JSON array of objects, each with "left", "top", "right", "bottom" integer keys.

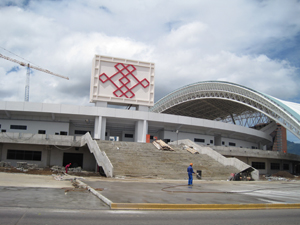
[
  {"left": 162, "top": 131, "right": 259, "bottom": 149},
  {"left": 69, "top": 123, "right": 93, "bottom": 137},
  {"left": 163, "top": 131, "right": 212, "bottom": 145},
  {"left": 212, "top": 146, "right": 300, "bottom": 175},
  {"left": 122, "top": 131, "right": 134, "bottom": 142},
  {"left": 0, "top": 119, "right": 69, "bottom": 135},
  {"left": 238, "top": 157, "right": 293, "bottom": 175},
  {"left": 221, "top": 137, "right": 258, "bottom": 149},
  {"left": 1, "top": 143, "right": 48, "bottom": 167},
  {"left": 0, "top": 100, "right": 273, "bottom": 145},
  {"left": 0, "top": 134, "right": 96, "bottom": 171}
]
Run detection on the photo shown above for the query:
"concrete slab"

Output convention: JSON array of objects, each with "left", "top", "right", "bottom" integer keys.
[
  {"left": 0, "top": 172, "right": 109, "bottom": 210},
  {"left": 83, "top": 177, "right": 300, "bottom": 209},
  {"left": 0, "top": 173, "right": 72, "bottom": 188},
  {"left": 1, "top": 172, "right": 300, "bottom": 210}
]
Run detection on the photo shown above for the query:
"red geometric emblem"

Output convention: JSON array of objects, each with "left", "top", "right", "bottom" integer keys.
[{"left": 99, "top": 63, "right": 149, "bottom": 98}]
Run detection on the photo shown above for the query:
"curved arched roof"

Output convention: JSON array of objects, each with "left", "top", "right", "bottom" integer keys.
[{"left": 150, "top": 81, "right": 300, "bottom": 140}]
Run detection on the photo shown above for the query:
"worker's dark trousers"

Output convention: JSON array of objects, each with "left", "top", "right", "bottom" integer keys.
[{"left": 188, "top": 174, "right": 193, "bottom": 185}]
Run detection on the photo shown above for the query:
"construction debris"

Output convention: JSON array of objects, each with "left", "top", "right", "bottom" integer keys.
[
  {"left": 51, "top": 165, "right": 82, "bottom": 173},
  {"left": 51, "top": 165, "right": 64, "bottom": 172},
  {"left": 153, "top": 140, "right": 174, "bottom": 151},
  {"left": 0, "top": 161, "right": 11, "bottom": 168},
  {"left": 183, "top": 145, "right": 199, "bottom": 154}
]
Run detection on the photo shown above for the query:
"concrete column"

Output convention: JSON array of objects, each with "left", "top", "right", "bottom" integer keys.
[
  {"left": 134, "top": 120, "right": 148, "bottom": 143},
  {"left": 94, "top": 116, "right": 106, "bottom": 140},
  {"left": 258, "top": 142, "right": 264, "bottom": 150},
  {"left": 0, "top": 143, "right": 3, "bottom": 161},
  {"left": 95, "top": 101, "right": 108, "bottom": 107},
  {"left": 101, "top": 117, "right": 106, "bottom": 140},
  {"left": 136, "top": 105, "right": 149, "bottom": 112}
]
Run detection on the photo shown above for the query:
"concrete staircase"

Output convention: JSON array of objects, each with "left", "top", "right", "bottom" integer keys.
[{"left": 96, "top": 140, "right": 240, "bottom": 180}]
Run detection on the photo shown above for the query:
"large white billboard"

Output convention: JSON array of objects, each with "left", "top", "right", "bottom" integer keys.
[{"left": 90, "top": 55, "right": 155, "bottom": 106}]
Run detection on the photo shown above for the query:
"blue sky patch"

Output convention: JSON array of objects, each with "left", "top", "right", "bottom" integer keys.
[{"left": 6, "top": 66, "right": 20, "bottom": 74}]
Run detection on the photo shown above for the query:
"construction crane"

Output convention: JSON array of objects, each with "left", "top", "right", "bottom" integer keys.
[{"left": 0, "top": 53, "right": 69, "bottom": 101}]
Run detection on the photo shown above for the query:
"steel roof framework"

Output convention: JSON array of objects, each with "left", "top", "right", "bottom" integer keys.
[{"left": 150, "top": 81, "right": 300, "bottom": 140}]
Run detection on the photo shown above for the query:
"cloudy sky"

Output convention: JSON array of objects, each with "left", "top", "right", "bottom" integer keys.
[{"left": 0, "top": 0, "right": 300, "bottom": 140}]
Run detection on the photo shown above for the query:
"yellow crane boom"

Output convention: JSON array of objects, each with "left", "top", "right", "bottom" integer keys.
[
  {"left": 0, "top": 53, "right": 69, "bottom": 80},
  {"left": 0, "top": 53, "right": 69, "bottom": 101}
]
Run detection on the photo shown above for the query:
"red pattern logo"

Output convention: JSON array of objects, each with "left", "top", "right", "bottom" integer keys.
[{"left": 99, "top": 63, "right": 150, "bottom": 98}]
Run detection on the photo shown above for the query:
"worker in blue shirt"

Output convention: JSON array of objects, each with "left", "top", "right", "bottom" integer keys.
[{"left": 187, "top": 163, "right": 195, "bottom": 185}]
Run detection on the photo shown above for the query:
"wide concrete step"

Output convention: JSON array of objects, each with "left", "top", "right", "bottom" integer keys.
[{"left": 97, "top": 140, "right": 239, "bottom": 180}]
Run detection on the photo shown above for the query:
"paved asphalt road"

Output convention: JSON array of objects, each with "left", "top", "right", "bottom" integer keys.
[{"left": 1, "top": 207, "right": 300, "bottom": 225}]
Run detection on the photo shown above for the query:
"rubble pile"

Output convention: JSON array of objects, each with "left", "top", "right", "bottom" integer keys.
[
  {"left": 50, "top": 165, "right": 65, "bottom": 173},
  {"left": 50, "top": 165, "right": 82, "bottom": 173},
  {"left": 265, "top": 171, "right": 296, "bottom": 181},
  {"left": 272, "top": 171, "right": 295, "bottom": 178},
  {"left": 0, "top": 161, "right": 11, "bottom": 168},
  {"left": 16, "top": 162, "right": 39, "bottom": 172}
]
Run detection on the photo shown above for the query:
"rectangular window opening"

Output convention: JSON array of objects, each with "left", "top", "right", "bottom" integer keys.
[
  {"left": 74, "top": 130, "right": 90, "bottom": 135},
  {"left": 7, "top": 149, "right": 42, "bottom": 161},
  {"left": 283, "top": 164, "right": 289, "bottom": 170},
  {"left": 271, "top": 163, "right": 280, "bottom": 170},
  {"left": 10, "top": 125, "right": 27, "bottom": 130},
  {"left": 124, "top": 133, "right": 134, "bottom": 138},
  {"left": 194, "top": 138, "right": 205, "bottom": 143},
  {"left": 252, "top": 162, "right": 265, "bottom": 170}
]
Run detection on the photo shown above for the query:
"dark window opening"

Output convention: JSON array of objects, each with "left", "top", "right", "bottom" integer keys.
[
  {"left": 252, "top": 162, "right": 265, "bottom": 170},
  {"left": 55, "top": 133, "right": 59, "bottom": 135},
  {"left": 74, "top": 130, "right": 90, "bottom": 135},
  {"left": 222, "top": 141, "right": 225, "bottom": 145},
  {"left": 194, "top": 138, "right": 205, "bottom": 143},
  {"left": 38, "top": 130, "right": 46, "bottom": 134},
  {"left": 10, "top": 125, "right": 27, "bottom": 130},
  {"left": 7, "top": 150, "right": 42, "bottom": 161},
  {"left": 1, "top": 129, "right": 6, "bottom": 132},
  {"left": 63, "top": 153, "right": 83, "bottom": 168},
  {"left": 105, "top": 132, "right": 107, "bottom": 136},
  {"left": 210, "top": 140, "right": 213, "bottom": 144},
  {"left": 229, "top": 142, "right": 236, "bottom": 146},
  {"left": 163, "top": 139, "right": 171, "bottom": 143},
  {"left": 125, "top": 133, "right": 134, "bottom": 138},
  {"left": 60, "top": 131, "right": 68, "bottom": 135},
  {"left": 283, "top": 164, "right": 289, "bottom": 170},
  {"left": 271, "top": 163, "right": 280, "bottom": 170}
]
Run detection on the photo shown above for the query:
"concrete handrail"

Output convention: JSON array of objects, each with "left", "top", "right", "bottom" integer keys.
[
  {"left": 172, "top": 139, "right": 259, "bottom": 180},
  {"left": 81, "top": 133, "right": 113, "bottom": 177}
]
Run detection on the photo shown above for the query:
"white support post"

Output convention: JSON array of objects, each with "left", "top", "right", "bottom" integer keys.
[
  {"left": 94, "top": 116, "right": 106, "bottom": 140},
  {"left": 101, "top": 117, "right": 106, "bottom": 140},
  {"left": 135, "top": 120, "right": 148, "bottom": 143}
]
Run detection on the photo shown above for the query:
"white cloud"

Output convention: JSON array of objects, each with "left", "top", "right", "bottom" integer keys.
[{"left": 0, "top": 0, "right": 300, "bottom": 106}]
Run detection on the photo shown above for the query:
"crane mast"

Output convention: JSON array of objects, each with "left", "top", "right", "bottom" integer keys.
[
  {"left": 0, "top": 53, "right": 69, "bottom": 101},
  {"left": 25, "top": 65, "right": 30, "bottom": 101}
]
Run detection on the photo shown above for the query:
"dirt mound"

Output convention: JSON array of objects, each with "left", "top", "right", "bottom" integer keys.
[{"left": 272, "top": 171, "right": 295, "bottom": 178}]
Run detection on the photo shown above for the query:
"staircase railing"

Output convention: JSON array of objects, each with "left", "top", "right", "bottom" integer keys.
[
  {"left": 81, "top": 133, "right": 113, "bottom": 177},
  {"left": 171, "top": 139, "right": 259, "bottom": 180}
]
